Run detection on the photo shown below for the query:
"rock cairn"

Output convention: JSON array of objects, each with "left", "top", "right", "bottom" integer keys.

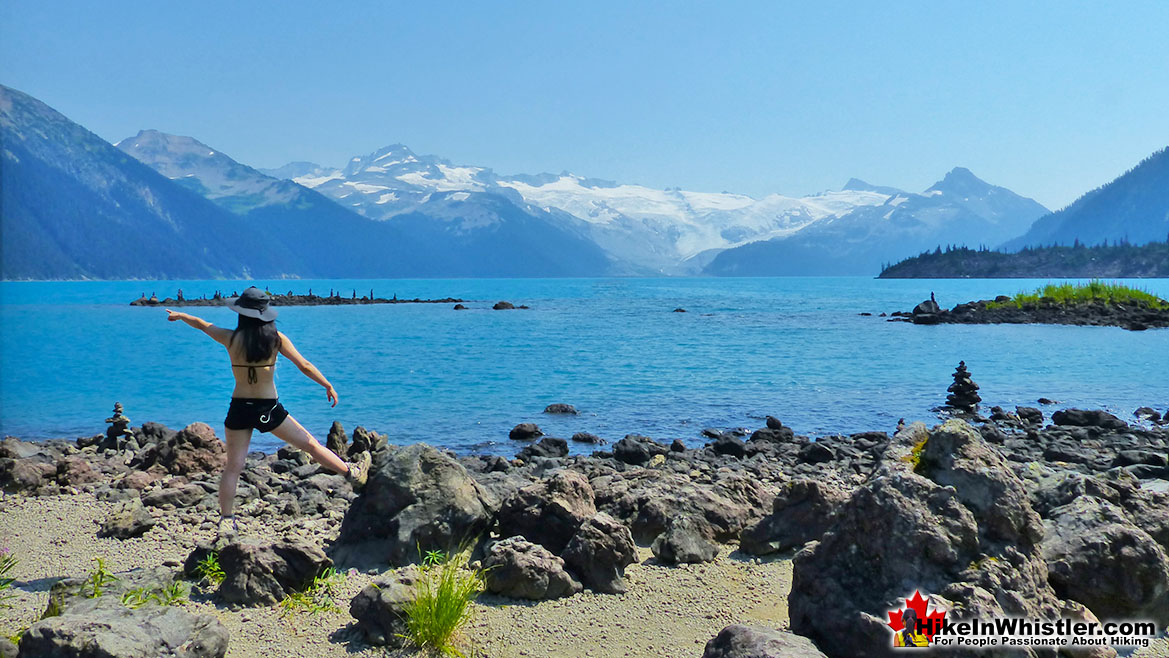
[
  {"left": 945, "top": 361, "right": 981, "bottom": 412},
  {"left": 102, "top": 402, "right": 133, "bottom": 450}
]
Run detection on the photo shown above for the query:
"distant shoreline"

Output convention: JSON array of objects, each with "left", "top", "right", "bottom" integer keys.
[{"left": 129, "top": 291, "right": 464, "bottom": 307}]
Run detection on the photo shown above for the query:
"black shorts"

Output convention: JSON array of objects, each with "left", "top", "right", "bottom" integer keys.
[{"left": 225, "top": 398, "right": 289, "bottom": 433}]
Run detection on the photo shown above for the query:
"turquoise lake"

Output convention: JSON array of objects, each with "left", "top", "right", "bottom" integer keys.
[{"left": 1, "top": 278, "right": 1167, "bottom": 455}]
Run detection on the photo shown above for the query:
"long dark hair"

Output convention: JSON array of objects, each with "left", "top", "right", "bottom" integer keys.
[{"left": 230, "top": 315, "right": 282, "bottom": 362}]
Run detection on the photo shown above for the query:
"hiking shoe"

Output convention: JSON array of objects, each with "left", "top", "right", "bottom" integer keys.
[
  {"left": 347, "top": 451, "right": 372, "bottom": 489},
  {"left": 217, "top": 515, "right": 238, "bottom": 543}
]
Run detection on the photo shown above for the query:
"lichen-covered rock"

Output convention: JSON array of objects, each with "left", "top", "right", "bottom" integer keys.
[
  {"left": 789, "top": 420, "right": 1074, "bottom": 658},
  {"left": 21, "top": 594, "right": 228, "bottom": 658},
  {"left": 562, "top": 512, "right": 636, "bottom": 594},
  {"left": 740, "top": 479, "right": 849, "bottom": 556},
  {"left": 218, "top": 539, "right": 332, "bottom": 606},
  {"left": 98, "top": 498, "right": 156, "bottom": 539},
  {"left": 349, "top": 568, "right": 418, "bottom": 646},
  {"left": 333, "top": 443, "right": 495, "bottom": 566},
  {"left": 651, "top": 518, "right": 719, "bottom": 564},
  {"left": 483, "top": 536, "right": 581, "bottom": 600},
  {"left": 496, "top": 470, "right": 595, "bottom": 553},
  {"left": 1043, "top": 495, "right": 1169, "bottom": 624},
  {"left": 702, "top": 625, "right": 827, "bottom": 658}
]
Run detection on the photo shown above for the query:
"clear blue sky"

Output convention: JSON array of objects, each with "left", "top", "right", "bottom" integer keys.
[{"left": 3, "top": 1, "right": 1167, "bottom": 209}]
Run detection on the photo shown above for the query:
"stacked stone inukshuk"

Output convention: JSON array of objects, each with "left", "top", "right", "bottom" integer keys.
[
  {"left": 102, "top": 401, "right": 133, "bottom": 450},
  {"left": 945, "top": 361, "right": 981, "bottom": 412}
]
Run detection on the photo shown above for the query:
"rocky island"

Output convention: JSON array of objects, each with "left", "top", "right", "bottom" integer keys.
[
  {"left": 130, "top": 289, "right": 463, "bottom": 308},
  {"left": 2, "top": 387, "right": 1168, "bottom": 657},
  {"left": 893, "top": 282, "right": 1169, "bottom": 330}
]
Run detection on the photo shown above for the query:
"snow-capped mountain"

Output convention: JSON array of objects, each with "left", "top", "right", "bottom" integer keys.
[
  {"left": 117, "top": 132, "right": 616, "bottom": 277},
  {"left": 271, "top": 144, "right": 891, "bottom": 274},
  {"left": 704, "top": 168, "right": 1050, "bottom": 276}
]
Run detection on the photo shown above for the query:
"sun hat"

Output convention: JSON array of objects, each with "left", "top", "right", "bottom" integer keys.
[{"left": 224, "top": 286, "right": 278, "bottom": 321}]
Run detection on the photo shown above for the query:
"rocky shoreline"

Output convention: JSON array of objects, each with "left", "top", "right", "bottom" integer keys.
[
  {"left": 2, "top": 398, "right": 1169, "bottom": 657},
  {"left": 892, "top": 296, "right": 1169, "bottom": 330}
]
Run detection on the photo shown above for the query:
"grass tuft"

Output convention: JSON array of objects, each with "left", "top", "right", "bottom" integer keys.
[
  {"left": 401, "top": 548, "right": 487, "bottom": 657},
  {"left": 278, "top": 567, "right": 346, "bottom": 616},
  {"left": 0, "top": 547, "right": 17, "bottom": 609},
  {"left": 121, "top": 581, "right": 188, "bottom": 608},
  {"left": 985, "top": 280, "right": 1169, "bottom": 310},
  {"left": 193, "top": 552, "right": 226, "bottom": 586},
  {"left": 82, "top": 557, "right": 119, "bottom": 599}
]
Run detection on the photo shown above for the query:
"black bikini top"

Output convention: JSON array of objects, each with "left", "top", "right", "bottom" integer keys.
[{"left": 232, "top": 361, "right": 276, "bottom": 384}]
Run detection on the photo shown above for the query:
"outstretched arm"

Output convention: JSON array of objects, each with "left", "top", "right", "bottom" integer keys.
[
  {"left": 277, "top": 332, "right": 338, "bottom": 407},
  {"left": 166, "top": 309, "right": 232, "bottom": 346}
]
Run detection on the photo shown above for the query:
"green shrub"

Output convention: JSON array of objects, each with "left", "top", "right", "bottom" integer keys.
[
  {"left": 401, "top": 549, "right": 486, "bottom": 657},
  {"left": 193, "top": 552, "right": 225, "bottom": 585},
  {"left": 278, "top": 567, "right": 345, "bottom": 616}
]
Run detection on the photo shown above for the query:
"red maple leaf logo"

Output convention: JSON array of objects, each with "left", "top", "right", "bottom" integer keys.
[{"left": 887, "top": 590, "right": 947, "bottom": 641}]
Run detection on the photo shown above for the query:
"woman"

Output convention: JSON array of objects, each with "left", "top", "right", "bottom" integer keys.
[{"left": 166, "top": 286, "right": 370, "bottom": 540}]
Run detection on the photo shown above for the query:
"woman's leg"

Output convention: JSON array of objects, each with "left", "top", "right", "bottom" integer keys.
[
  {"left": 269, "top": 415, "right": 349, "bottom": 475},
  {"left": 220, "top": 427, "right": 253, "bottom": 517}
]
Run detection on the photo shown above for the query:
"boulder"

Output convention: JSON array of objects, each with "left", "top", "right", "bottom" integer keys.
[
  {"left": 349, "top": 568, "right": 418, "bottom": 646},
  {"left": 143, "top": 483, "right": 208, "bottom": 509},
  {"left": 1042, "top": 495, "right": 1169, "bottom": 624},
  {"left": 46, "top": 566, "right": 180, "bottom": 617},
  {"left": 98, "top": 499, "right": 156, "bottom": 539},
  {"left": 509, "top": 423, "right": 543, "bottom": 441},
  {"left": 912, "top": 299, "right": 941, "bottom": 315},
  {"left": 651, "top": 518, "right": 719, "bottom": 564},
  {"left": 740, "top": 479, "right": 850, "bottom": 556},
  {"left": 611, "top": 434, "right": 668, "bottom": 466},
  {"left": 592, "top": 469, "right": 771, "bottom": 543},
  {"left": 749, "top": 426, "right": 796, "bottom": 443},
  {"left": 562, "top": 512, "right": 636, "bottom": 594},
  {"left": 571, "top": 432, "right": 604, "bottom": 444},
  {"left": 55, "top": 455, "right": 101, "bottom": 487},
  {"left": 702, "top": 625, "right": 827, "bottom": 658},
  {"left": 218, "top": 539, "right": 332, "bottom": 606},
  {"left": 0, "top": 457, "right": 55, "bottom": 494},
  {"left": 349, "top": 426, "right": 386, "bottom": 455},
  {"left": 138, "top": 422, "right": 225, "bottom": 476},
  {"left": 483, "top": 537, "right": 582, "bottom": 600},
  {"left": 797, "top": 442, "right": 834, "bottom": 463},
  {"left": 333, "top": 443, "right": 496, "bottom": 566},
  {"left": 711, "top": 435, "right": 747, "bottom": 458},
  {"left": 21, "top": 595, "right": 228, "bottom": 658},
  {"left": 543, "top": 404, "right": 578, "bottom": 415},
  {"left": 1051, "top": 408, "right": 1127, "bottom": 430},
  {"left": 517, "top": 437, "right": 569, "bottom": 461},
  {"left": 789, "top": 420, "right": 1070, "bottom": 658},
  {"left": 496, "top": 470, "right": 596, "bottom": 553},
  {"left": 325, "top": 421, "right": 348, "bottom": 461},
  {"left": 1015, "top": 406, "right": 1044, "bottom": 425},
  {"left": 493, "top": 301, "right": 516, "bottom": 310}
]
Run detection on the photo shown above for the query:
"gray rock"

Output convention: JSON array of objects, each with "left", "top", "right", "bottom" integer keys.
[
  {"left": 44, "top": 566, "right": 181, "bottom": 619},
  {"left": 483, "top": 537, "right": 581, "bottom": 600},
  {"left": 1043, "top": 495, "right": 1169, "bottom": 624},
  {"left": 517, "top": 437, "right": 569, "bottom": 461},
  {"left": 789, "top": 420, "right": 1072, "bottom": 658},
  {"left": 740, "top": 479, "right": 849, "bottom": 556},
  {"left": 333, "top": 443, "right": 496, "bottom": 566},
  {"left": 509, "top": 423, "right": 543, "bottom": 441},
  {"left": 711, "top": 435, "right": 747, "bottom": 458},
  {"left": 562, "top": 512, "right": 636, "bottom": 594},
  {"left": 98, "top": 499, "right": 156, "bottom": 539},
  {"left": 143, "top": 483, "right": 208, "bottom": 509},
  {"left": 496, "top": 470, "right": 596, "bottom": 553},
  {"left": 651, "top": 519, "right": 719, "bottom": 564},
  {"left": 611, "top": 434, "right": 668, "bottom": 466},
  {"left": 1051, "top": 408, "right": 1127, "bottom": 430},
  {"left": 571, "top": 432, "right": 604, "bottom": 444},
  {"left": 350, "top": 426, "right": 387, "bottom": 455},
  {"left": 702, "top": 625, "right": 827, "bottom": 658},
  {"left": 0, "top": 637, "right": 15, "bottom": 658},
  {"left": 349, "top": 569, "right": 418, "bottom": 647},
  {"left": 543, "top": 404, "right": 578, "bottom": 415},
  {"left": 1015, "top": 406, "right": 1044, "bottom": 425},
  {"left": 218, "top": 539, "right": 332, "bottom": 606},
  {"left": 325, "top": 421, "right": 348, "bottom": 461},
  {"left": 146, "top": 422, "right": 226, "bottom": 476},
  {"left": 592, "top": 469, "right": 771, "bottom": 543},
  {"left": 21, "top": 595, "right": 228, "bottom": 658}
]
